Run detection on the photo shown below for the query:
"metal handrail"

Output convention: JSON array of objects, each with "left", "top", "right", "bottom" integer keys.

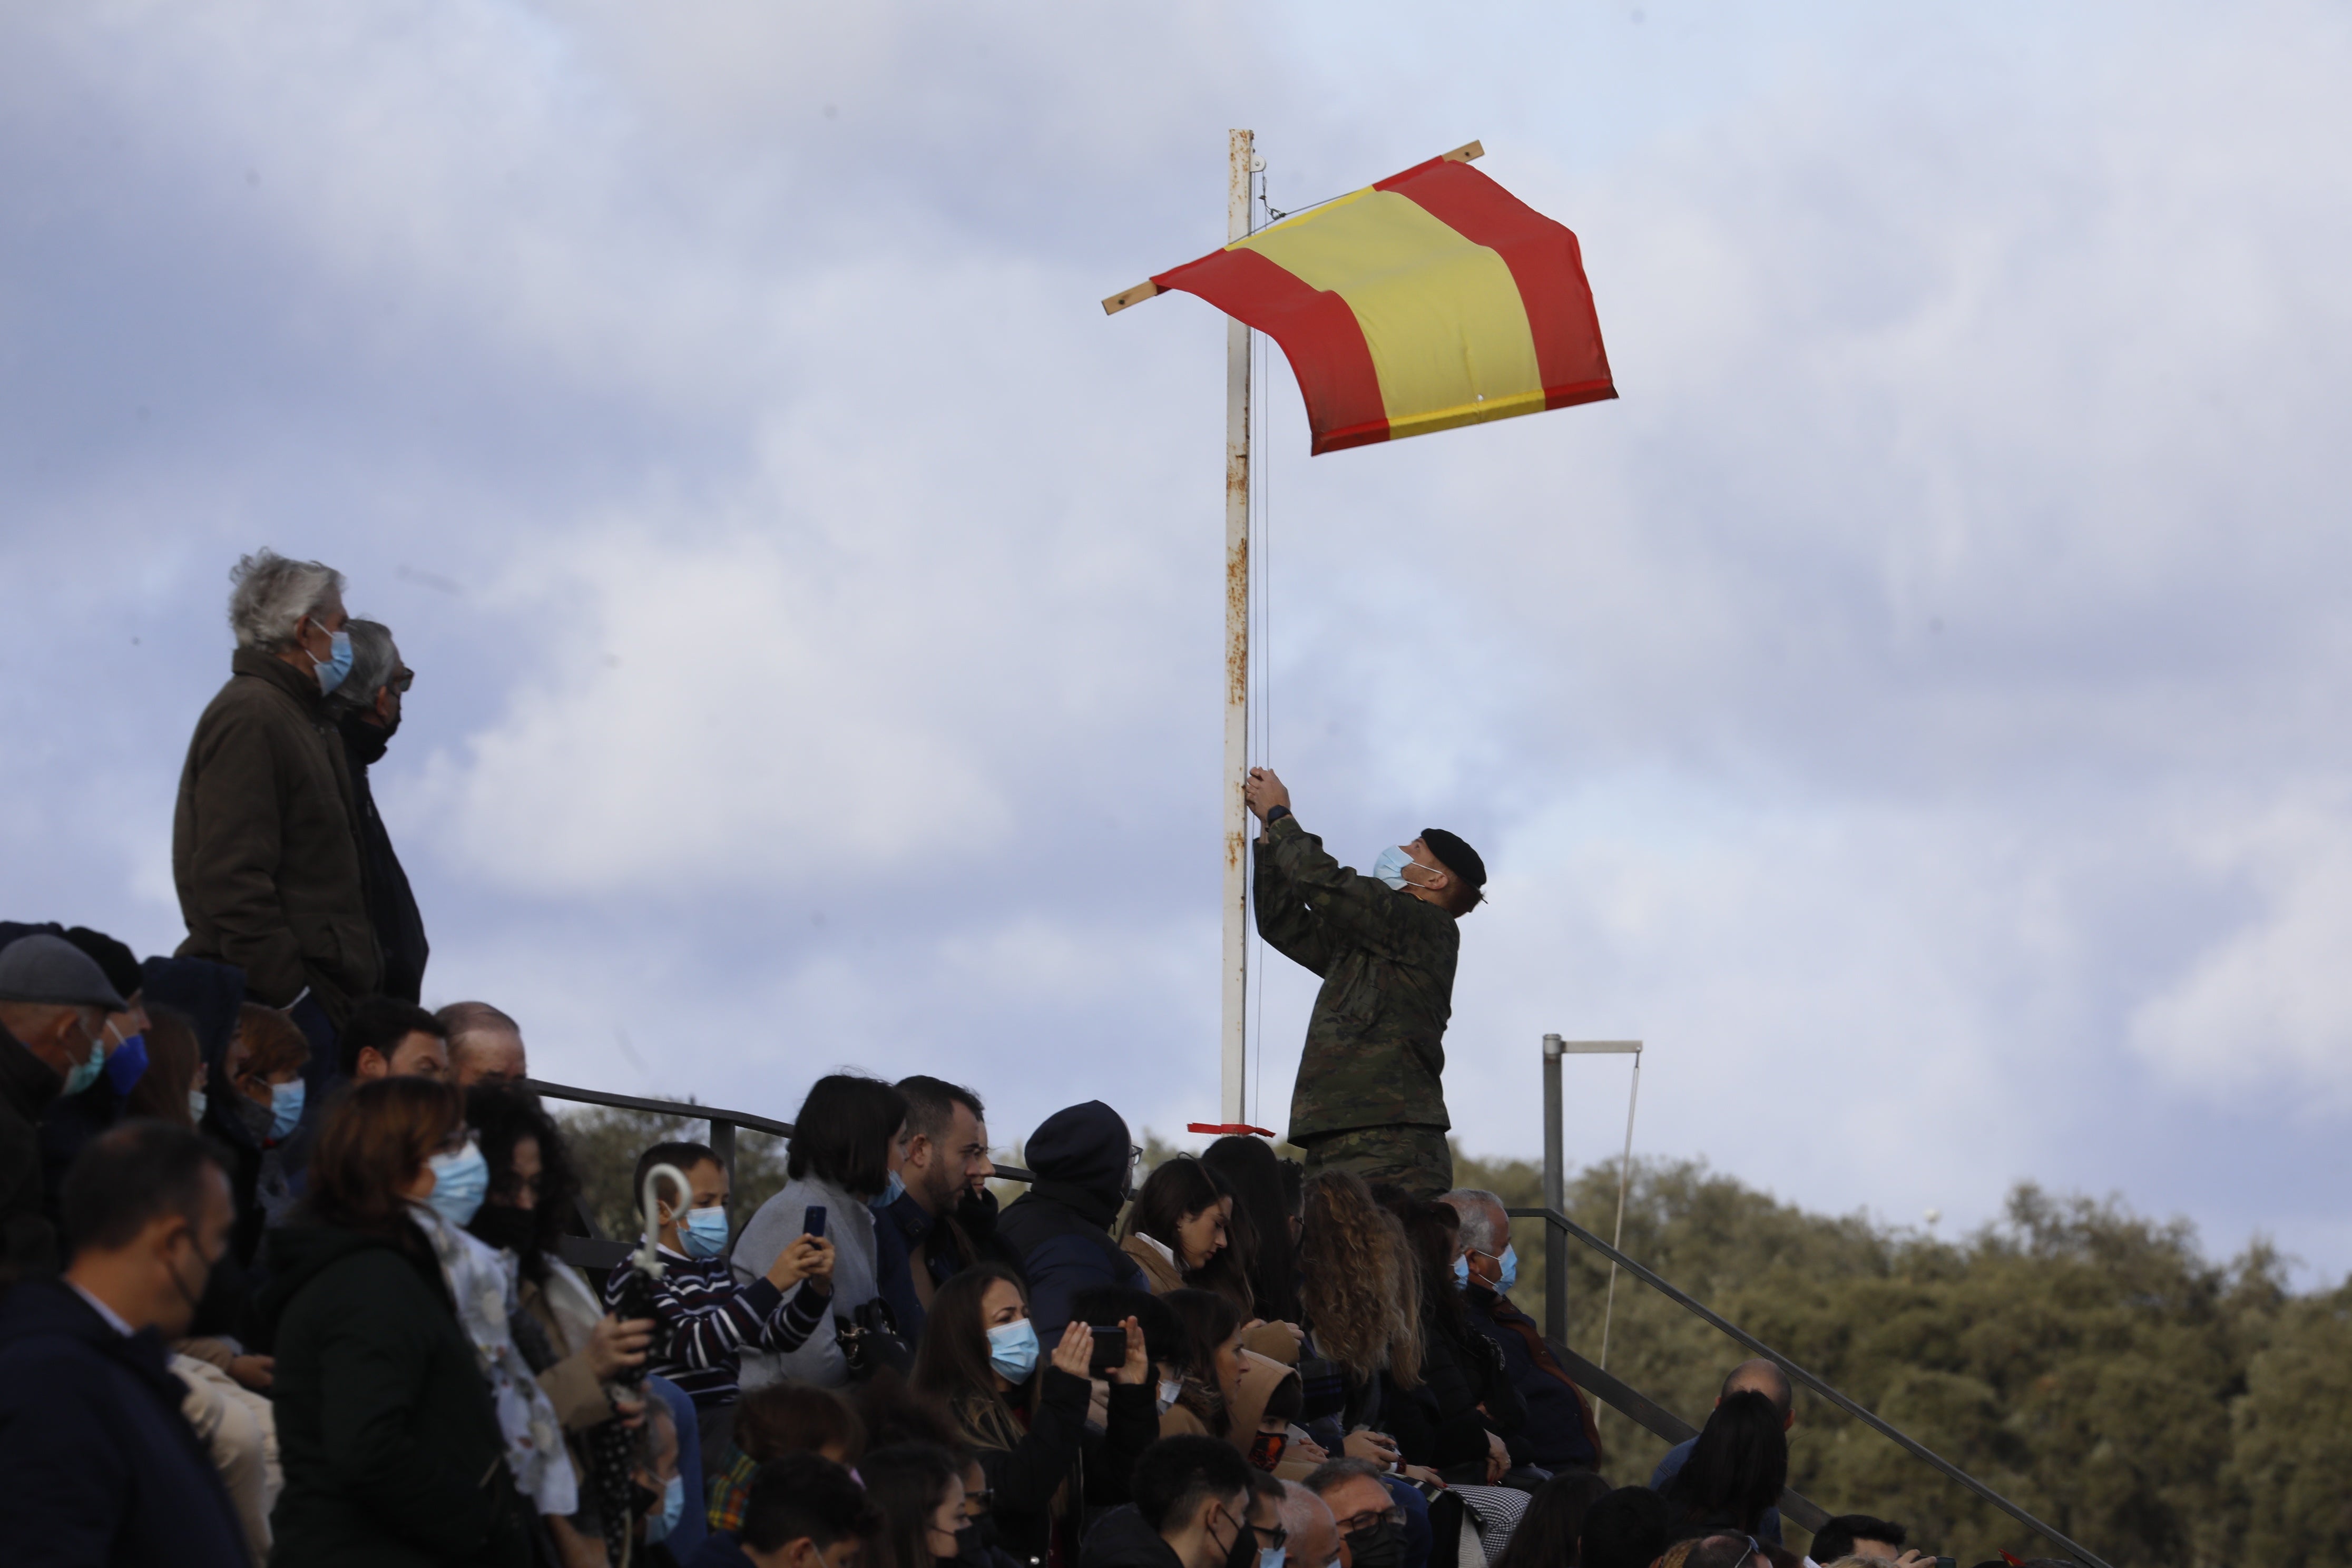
[{"left": 1510, "top": 1202, "right": 2111, "bottom": 1568}]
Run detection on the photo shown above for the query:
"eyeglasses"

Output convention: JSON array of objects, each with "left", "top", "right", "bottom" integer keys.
[
  {"left": 1332, "top": 1507, "right": 1406, "bottom": 1535},
  {"left": 1252, "top": 1522, "right": 1289, "bottom": 1550},
  {"left": 962, "top": 1488, "right": 994, "bottom": 1512}
]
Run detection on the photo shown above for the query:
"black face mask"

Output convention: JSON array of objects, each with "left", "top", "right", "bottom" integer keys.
[
  {"left": 340, "top": 708, "right": 398, "bottom": 764},
  {"left": 1344, "top": 1523, "right": 1407, "bottom": 1568},
  {"left": 1220, "top": 1507, "right": 1260, "bottom": 1568},
  {"left": 954, "top": 1524, "right": 984, "bottom": 1562},
  {"left": 468, "top": 1203, "right": 538, "bottom": 1258}
]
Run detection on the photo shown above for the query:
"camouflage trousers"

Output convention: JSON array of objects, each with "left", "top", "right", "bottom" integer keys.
[{"left": 1297, "top": 1123, "right": 1454, "bottom": 1201}]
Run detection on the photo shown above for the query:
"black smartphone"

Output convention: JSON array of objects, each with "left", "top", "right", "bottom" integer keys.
[
  {"left": 1087, "top": 1326, "right": 1128, "bottom": 1375},
  {"left": 1935, "top": 1559, "right": 1957, "bottom": 1568},
  {"left": 804, "top": 1204, "right": 828, "bottom": 1239}
]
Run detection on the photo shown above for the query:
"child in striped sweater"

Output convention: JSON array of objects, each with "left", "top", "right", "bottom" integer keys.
[{"left": 608, "top": 1140, "right": 834, "bottom": 1451}]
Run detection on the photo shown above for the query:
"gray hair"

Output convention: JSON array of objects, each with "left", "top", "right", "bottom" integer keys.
[
  {"left": 227, "top": 549, "right": 344, "bottom": 651},
  {"left": 1440, "top": 1188, "right": 1508, "bottom": 1255},
  {"left": 325, "top": 619, "right": 401, "bottom": 713}
]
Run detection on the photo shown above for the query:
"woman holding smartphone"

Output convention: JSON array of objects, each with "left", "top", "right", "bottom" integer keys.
[{"left": 913, "top": 1263, "right": 1156, "bottom": 1567}]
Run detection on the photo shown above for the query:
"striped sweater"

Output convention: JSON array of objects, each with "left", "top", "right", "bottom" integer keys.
[{"left": 605, "top": 1244, "right": 829, "bottom": 1408}]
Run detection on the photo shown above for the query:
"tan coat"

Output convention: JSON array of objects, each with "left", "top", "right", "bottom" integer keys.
[{"left": 172, "top": 649, "right": 380, "bottom": 1020}]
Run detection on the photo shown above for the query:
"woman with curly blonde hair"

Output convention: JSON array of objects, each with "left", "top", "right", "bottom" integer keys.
[{"left": 1297, "top": 1172, "right": 1424, "bottom": 1391}]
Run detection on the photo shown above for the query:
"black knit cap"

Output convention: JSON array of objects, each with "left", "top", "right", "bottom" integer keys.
[{"left": 1419, "top": 829, "right": 1486, "bottom": 890}]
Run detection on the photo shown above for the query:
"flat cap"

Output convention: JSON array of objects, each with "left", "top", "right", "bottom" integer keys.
[{"left": 0, "top": 933, "right": 128, "bottom": 1011}]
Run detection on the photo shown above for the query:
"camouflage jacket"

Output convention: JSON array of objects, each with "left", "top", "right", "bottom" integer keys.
[{"left": 1252, "top": 814, "right": 1460, "bottom": 1141}]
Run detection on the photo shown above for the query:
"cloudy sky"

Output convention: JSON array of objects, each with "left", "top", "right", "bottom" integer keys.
[{"left": 7, "top": 1, "right": 2352, "bottom": 1280}]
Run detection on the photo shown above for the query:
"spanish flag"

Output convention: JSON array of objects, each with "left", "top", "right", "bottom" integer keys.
[{"left": 1136, "top": 150, "right": 1614, "bottom": 455}]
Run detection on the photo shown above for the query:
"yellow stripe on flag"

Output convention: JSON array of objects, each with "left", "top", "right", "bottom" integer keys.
[{"left": 1239, "top": 190, "right": 1544, "bottom": 439}]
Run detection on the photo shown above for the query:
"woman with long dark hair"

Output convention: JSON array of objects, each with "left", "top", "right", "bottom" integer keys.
[
  {"left": 1659, "top": 1390, "right": 1789, "bottom": 1541},
  {"left": 861, "top": 1442, "right": 967, "bottom": 1568},
  {"left": 912, "top": 1263, "right": 1156, "bottom": 1567},
  {"left": 1199, "top": 1136, "right": 1301, "bottom": 1325},
  {"left": 1490, "top": 1469, "right": 1613, "bottom": 1568},
  {"left": 257, "top": 1076, "right": 538, "bottom": 1566},
  {"left": 736, "top": 1073, "right": 912, "bottom": 1389},
  {"left": 465, "top": 1084, "right": 660, "bottom": 1566},
  {"left": 1154, "top": 1288, "right": 1244, "bottom": 1439},
  {"left": 1120, "top": 1157, "right": 1255, "bottom": 1316}
]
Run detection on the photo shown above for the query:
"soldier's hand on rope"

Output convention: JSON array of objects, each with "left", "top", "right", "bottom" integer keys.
[{"left": 1245, "top": 768, "right": 1292, "bottom": 838}]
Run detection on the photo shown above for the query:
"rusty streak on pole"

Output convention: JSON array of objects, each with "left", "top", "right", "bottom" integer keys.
[{"left": 1221, "top": 129, "right": 1255, "bottom": 1125}]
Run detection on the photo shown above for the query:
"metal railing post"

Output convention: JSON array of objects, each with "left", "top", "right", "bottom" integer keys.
[
  {"left": 1542, "top": 1033, "right": 1566, "bottom": 1344},
  {"left": 708, "top": 1117, "right": 738, "bottom": 1223}
]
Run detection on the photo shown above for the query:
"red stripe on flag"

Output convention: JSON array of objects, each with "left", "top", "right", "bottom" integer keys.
[
  {"left": 1153, "top": 248, "right": 1392, "bottom": 455},
  {"left": 1376, "top": 158, "right": 1617, "bottom": 410}
]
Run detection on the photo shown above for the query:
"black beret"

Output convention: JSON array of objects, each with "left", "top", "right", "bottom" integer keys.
[{"left": 1419, "top": 829, "right": 1486, "bottom": 890}]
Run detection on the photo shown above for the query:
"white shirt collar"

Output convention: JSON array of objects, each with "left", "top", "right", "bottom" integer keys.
[
  {"left": 68, "top": 1281, "right": 136, "bottom": 1337},
  {"left": 1136, "top": 1232, "right": 1177, "bottom": 1268}
]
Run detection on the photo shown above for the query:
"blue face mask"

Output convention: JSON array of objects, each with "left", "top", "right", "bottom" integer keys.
[
  {"left": 61, "top": 1032, "right": 106, "bottom": 1096},
  {"left": 645, "top": 1472, "right": 685, "bottom": 1543},
  {"left": 312, "top": 625, "right": 355, "bottom": 695},
  {"left": 1371, "top": 844, "right": 1418, "bottom": 891},
  {"left": 1496, "top": 1244, "right": 1518, "bottom": 1292},
  {"left": 188, "top": 1085, "right": 209, "bottom": 1123},
  {"left": 987, "top": 1317, "right": 1041, "bottom": 1383},
  {"left": 426, "top": 1141, "right": 490, "bottom": 1229},
  {"left": 1452, "top": 1254, "right": 1472, "bottom": 1288},
  {"left": 104, "top": 1029, "right": 149, "bottom": 1095},
  {"left": 874, "top": 1169, "right": 907, "bottom": 1209},
  {"left": 681, "top": 1205, "right": 732, "bottom": 1259},
  {"left": 268, "top": 1079, "right": 306, "bottom": 1141},
  {"left": 1260, "top": 1549, "right": 1287, "bottom": 1568}
]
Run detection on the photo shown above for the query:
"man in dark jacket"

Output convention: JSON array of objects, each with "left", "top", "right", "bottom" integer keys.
[
  {"left": 329, "top": 618, "right": 431, "bottom": 1003},
  {"left": 0, "top": 1120, "right": 250, "bottom": 1566},
  {"left": 1438, "top": 1189, "right": 1603, "bottom": 1475},
  {"left": 0, "top": 934, "right": 130, "bottom": 1289},
  {"left": 1080, "top": 1435, "right": 1258, "bottom": 1568},
  {"left": 1243, "top": 768, "right": 1484, "bottom": 1201},
  {"left": 173, "top": 548, "right": 381, "bottom": 1108},
  {"left": 996, "top": 1100, "right": 1148, "bottom": 1340},
  {"left": 875, "top": 1074, "right": 1017, "bottom": 1342}
]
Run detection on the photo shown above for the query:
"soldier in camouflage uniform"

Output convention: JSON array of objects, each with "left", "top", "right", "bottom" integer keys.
[{"left": 1243, "top": 767, "right": 1487, "bottom": 1201}]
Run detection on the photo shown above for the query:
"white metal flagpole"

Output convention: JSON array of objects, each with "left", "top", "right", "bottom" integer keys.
[{"left": 1220, "top": 128, "right": 1256, "bottom": 1125}]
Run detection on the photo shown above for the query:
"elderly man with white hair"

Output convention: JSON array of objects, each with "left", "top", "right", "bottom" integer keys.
[
  {"left": 1438, "top": 1188, "right": 1605, "bottom": 1478},
  {"left": 172, "top": 550, "right": 381, "bottom": 1095}
]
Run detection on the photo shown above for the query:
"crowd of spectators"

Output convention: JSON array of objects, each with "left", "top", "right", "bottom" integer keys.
[{"left": 0, "top": 552, "right": 2079, "bottom": 1568}]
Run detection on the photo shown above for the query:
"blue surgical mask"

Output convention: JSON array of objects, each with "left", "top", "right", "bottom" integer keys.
[
  {"left": 874, "top": 1169, "right": 907, "bottom": 1208},
  {"left": 1452, "top": 1254, "right": 1472, "bottom": 1288},
  {"left": 987, "top": 1318, "right": 1040, "bottom": 1383},
  {"left": 1371, "top": 845, "right": 1417, "bottom": 890},
  {"left": 312, "top": 625, "right": 355, "bottom": 694},
  {"left": 426, "top": 1141, "right": 490, "bottom": 1228},
  {"left": 1260, "top": 1549, "right": 1286, "bottom": 1568},
  {"left": 645, "top": 1472, "right": 685, "bottom": 1543},
  {"left": 104, "top": 1029, "right": 149, "bottom": 1094},
  {"left": 681, "top": 1206, "right": 732, "bottom": 1259},
  {"left": 268, "top": 1079, "right": 306, "bottom": 1141},
  {"left": 61, "top": 1031, "right": 106, "bottom": 1096},
  {"left": 1496, "top": 1244, "right": 1518, "bottom": 1293}
]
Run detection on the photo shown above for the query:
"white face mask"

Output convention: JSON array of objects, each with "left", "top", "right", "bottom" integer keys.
[{"left": 188, "top": 1085, "right": 209, "bottom": 1123}]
